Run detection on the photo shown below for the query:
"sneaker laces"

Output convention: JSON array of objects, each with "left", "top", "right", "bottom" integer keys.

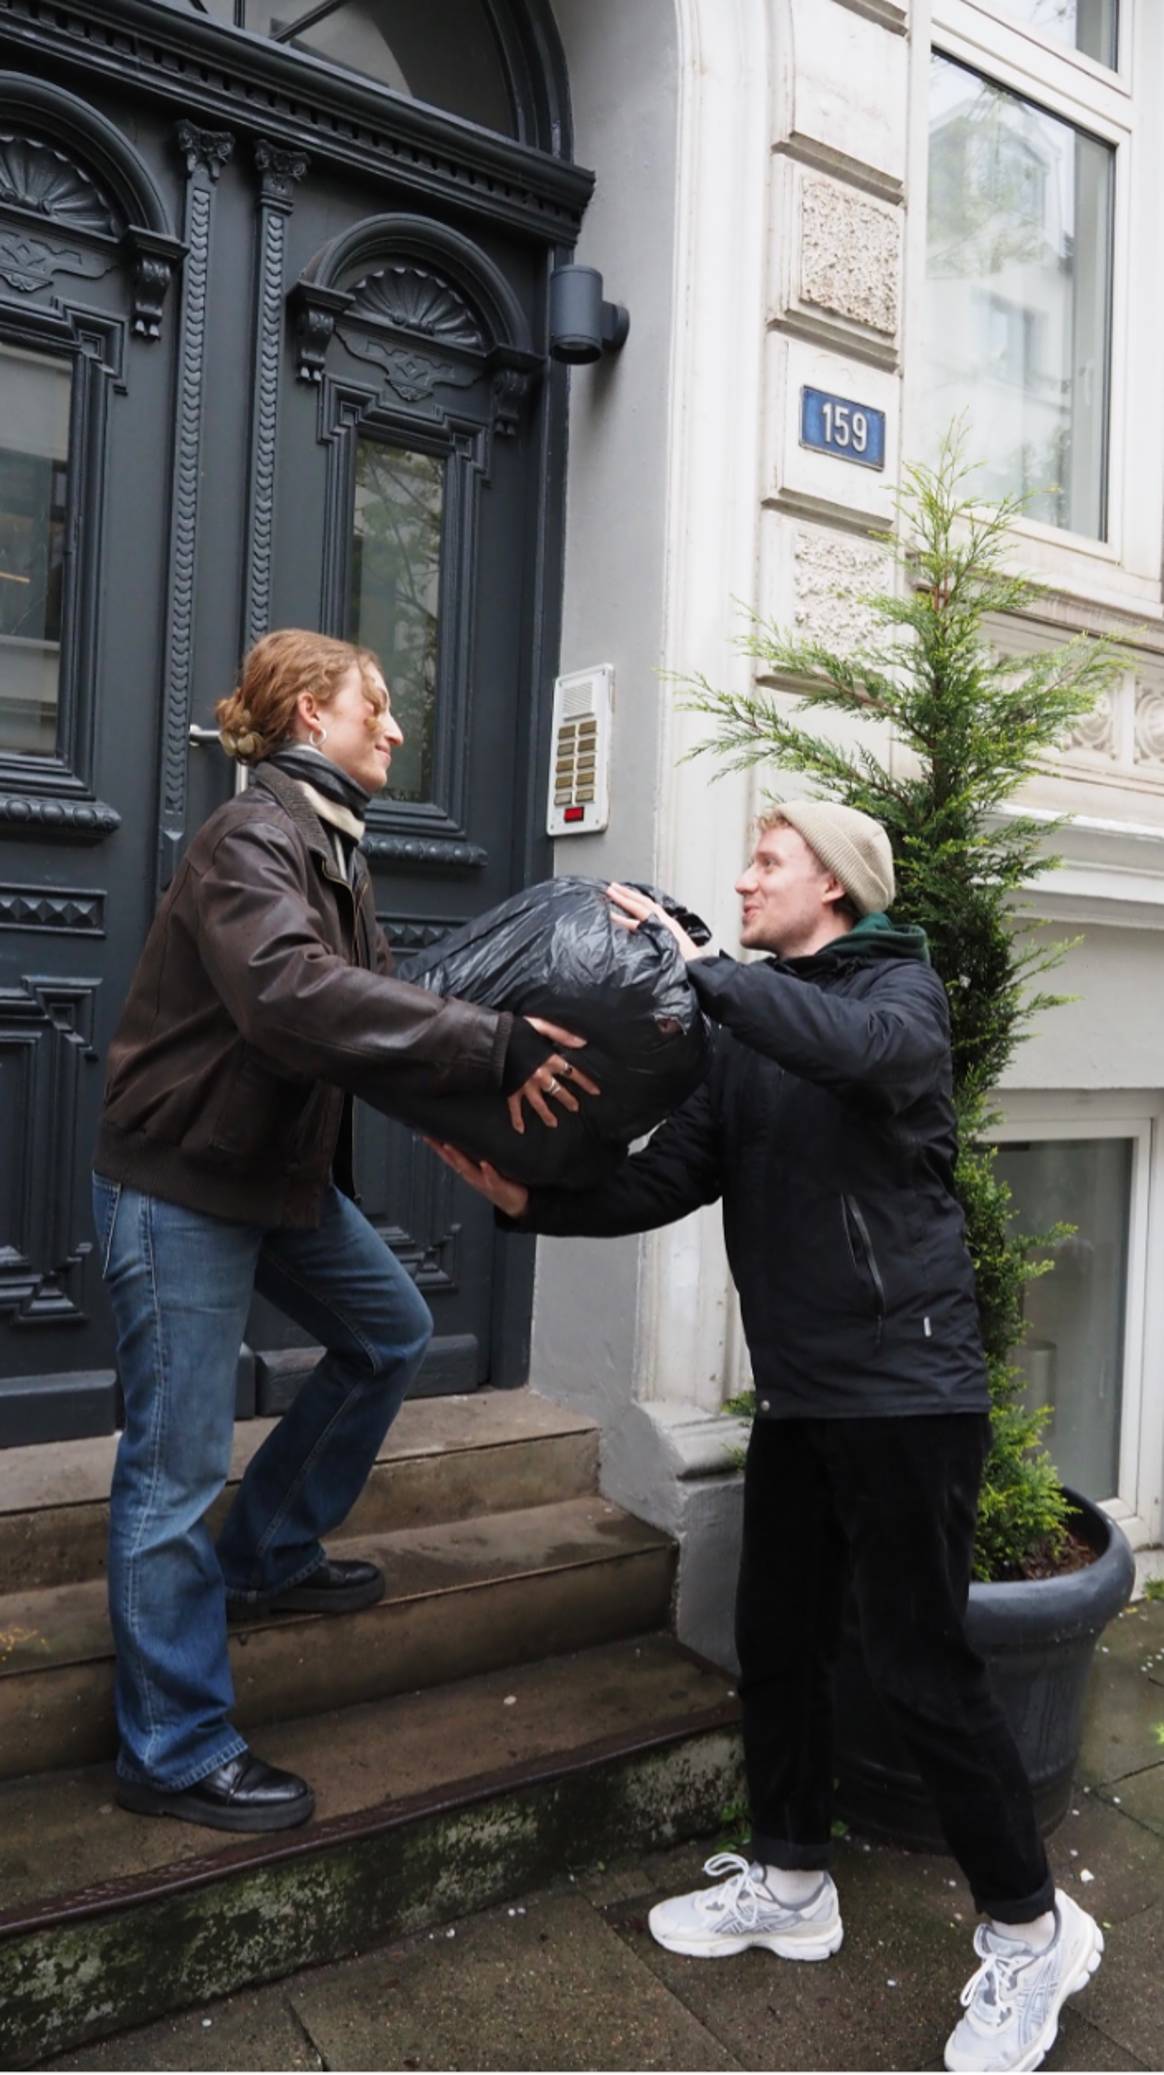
[
  {"left": 698, "top": 1851, "right": 773, "bottom": 1927},
  {"left": 959, "top": 1929, "right": 1027, "bottom": 2033}
]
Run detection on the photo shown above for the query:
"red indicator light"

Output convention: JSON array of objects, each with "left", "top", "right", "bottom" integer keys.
[{"left": 563, "top": 805, "right": 585, "bottom": 823}]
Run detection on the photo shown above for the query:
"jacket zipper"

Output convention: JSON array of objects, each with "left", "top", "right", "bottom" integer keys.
[{"left": 844, "top": 1194, "right": 886, "bottom": 1347}]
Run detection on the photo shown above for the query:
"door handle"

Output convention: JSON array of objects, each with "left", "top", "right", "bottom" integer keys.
[{"left": 189, "top": 722, "right": 249, "bottom": 793}]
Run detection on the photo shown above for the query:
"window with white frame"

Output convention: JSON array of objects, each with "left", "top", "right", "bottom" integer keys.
[
  {"left": 913, "top": 0, "right": 1164, "bottom": 591},
  {"left": 924, "top": 53, "right": 1114, "bottom": 538},
  {"left": 993, "top": 1, "right": 1117, "bottom": 68},
  {"left": 989, "top": 1099, "right": 1162, "bottom": 1547}
]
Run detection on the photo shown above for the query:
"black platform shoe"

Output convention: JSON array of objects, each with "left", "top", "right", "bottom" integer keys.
[
  {"left": 116, "top": 1751, "right": 314, "bottom": 1833},
  {"left": 230, "top": 1556, "right": 386, "bottom": 1620}
]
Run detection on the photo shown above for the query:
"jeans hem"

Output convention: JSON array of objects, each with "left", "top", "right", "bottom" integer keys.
[
  {"left": 221, "top": 1549, "right": 325, "bottom": 1603},
  {"left": 750, "top": 1833, "right": 834, "bottom": 1873},
  {"left": 116, "top": 1729, "right": 249, "bottom": 1794},
  {"left": 976, "top": 1873, "right": 1057, "bottom": 1924}
]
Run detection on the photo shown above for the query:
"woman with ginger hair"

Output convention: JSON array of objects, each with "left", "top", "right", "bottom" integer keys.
[{"left": 92, "top": 628, "right": 595, "bottom": 1834}]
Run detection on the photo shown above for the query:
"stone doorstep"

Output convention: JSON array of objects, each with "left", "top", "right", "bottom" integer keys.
[
  {"left": 0, "top": 1386, "right": 596, "bottom": 1514},
  {"left": 0, "top": 1635, "right": 744, "bottom": 2068},
  {"left": 0, "top": 1495, "right": 677, "bottom": 1777},
  {"left": 0, "top": 1387, "right": 601, "bottom": 1592}
]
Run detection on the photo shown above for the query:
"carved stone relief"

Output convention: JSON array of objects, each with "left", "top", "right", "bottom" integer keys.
[
  {"left": 793, "top": 528, "right": 887, "bottom": 656},
  {"left": 1134, "top": 683, "right": 1164, "bottom": 769},
  {"left": 1060, "top": 691, "right": 1117, "bottom": 760},
  {"left": 799, "top": 176, "right": 900, "bottom": 338}
]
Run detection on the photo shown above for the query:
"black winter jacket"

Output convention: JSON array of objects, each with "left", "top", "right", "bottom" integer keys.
[{"left": 517, "top": 916, "right": 989, "bottom": 1419}]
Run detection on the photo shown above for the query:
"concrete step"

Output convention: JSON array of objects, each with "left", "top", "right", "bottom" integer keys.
[
  {"left": 0, "top": 1634, "right": 743, "bottom": 2067},
  {"left": 0, "top": 1495, "right": 676, "bottom": 1779},
  {"left": 0, "top": 1388, "right": 599, "bottom": 1591}
]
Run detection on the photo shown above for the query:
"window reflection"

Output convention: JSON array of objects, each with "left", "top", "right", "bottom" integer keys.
[
  {"left": 995, "top": 1, "right": 1117, "bottom": 69},
  {"left": 0, "top": 345, "right": 70, "bottom": 758},
  {"left": 350, "top": 440, "right": 443, "bottom": 805},
  {"left": 924, "top": 57, "right": 1114, "bottom": 539},
  {"left": 192, "top": 0, "right": 516, "bottom": 135},
  {"left": 996, "top": 1137, "right": 1131, "bottom": 1500}
]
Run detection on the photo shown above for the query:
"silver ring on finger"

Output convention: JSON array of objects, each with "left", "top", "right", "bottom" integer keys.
[
  {"left": 546, "top": 1076, "right": 560, "bottom": 1096},
  {"left": 558, "top": 1061, "right": 573, "bottom": 1078}
]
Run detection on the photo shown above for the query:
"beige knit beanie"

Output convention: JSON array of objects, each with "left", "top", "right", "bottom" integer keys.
[{"left": 771, "top": 799, "right": 895, "bottom": 916}]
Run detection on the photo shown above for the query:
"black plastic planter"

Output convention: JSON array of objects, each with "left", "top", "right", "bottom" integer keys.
[{"left": 834, "top": 1491, "right": 1136, "bottom": 1849}]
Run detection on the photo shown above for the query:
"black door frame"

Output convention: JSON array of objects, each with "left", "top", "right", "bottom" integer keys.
[{"left": 0, "top": 0, "right": 594, "bottom": 1432}]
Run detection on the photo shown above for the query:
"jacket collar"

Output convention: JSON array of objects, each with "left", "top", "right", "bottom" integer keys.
[{"left": 249, "top": 762, "right": 341, "bottom": 872}]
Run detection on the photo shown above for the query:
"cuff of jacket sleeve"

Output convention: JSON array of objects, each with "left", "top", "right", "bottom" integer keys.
[
  {"left": 685, "top": 952, "right": 741, "bottom": 1018},
  {"left": 499, "top": 1020, "right": 556, "bottom": 1096}
]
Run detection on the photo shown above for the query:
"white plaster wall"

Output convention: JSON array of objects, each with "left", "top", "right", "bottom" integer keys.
[
  {"left": 1005, "top": 927, "right": 1164, "bottom": 1092},
  {"left": 534, "top": 0, "right": 680, "bottom": 1445}
]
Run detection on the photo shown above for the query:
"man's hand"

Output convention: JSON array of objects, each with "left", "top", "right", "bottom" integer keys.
[
  {"left": 607, "top": 882, "right": 708, "bottom": 962},
  {"left": 509, "top": 1015, "right": 600, "bottom": 1135},
  {"left": 424, "top": 1140, "right": 529, "bottom": 1221}
]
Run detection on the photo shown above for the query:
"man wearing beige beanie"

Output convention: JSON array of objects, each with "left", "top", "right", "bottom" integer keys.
[{"left": 432, "top": 796, "right": 1095, "bottom": 2075}]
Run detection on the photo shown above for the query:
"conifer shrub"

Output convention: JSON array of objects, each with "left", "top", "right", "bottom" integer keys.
[{"left": 691, "top": 436, "right": 1127, "bottom": 1579}]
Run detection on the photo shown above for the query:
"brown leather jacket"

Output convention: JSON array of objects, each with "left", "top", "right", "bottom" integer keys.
[{"left": 94, "top": 765, "right": 514, "bottom": 1226}]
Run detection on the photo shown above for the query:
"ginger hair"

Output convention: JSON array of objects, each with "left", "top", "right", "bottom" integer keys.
[{"left": 215, "top": 629, "right": 384, "bottom": 763}]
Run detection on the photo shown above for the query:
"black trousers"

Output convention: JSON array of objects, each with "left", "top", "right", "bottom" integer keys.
[{"left": 736, "top": 1411, "right": 1054, "bottom": 1922}]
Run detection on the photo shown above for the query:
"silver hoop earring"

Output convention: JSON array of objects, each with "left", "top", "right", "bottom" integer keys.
[{"left": 309, "top": 724, "right": 329, "bottom": 748}]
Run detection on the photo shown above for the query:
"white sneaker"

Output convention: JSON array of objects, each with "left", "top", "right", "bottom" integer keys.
[
  {"left": 944, "top": 1889, "right": 1104, "bottom": 2073},
  {"left": 647, "top": 1850, "right": 843, "bottom": 1961}
]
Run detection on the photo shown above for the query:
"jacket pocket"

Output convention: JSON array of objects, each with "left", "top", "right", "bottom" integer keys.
[
  {"left": 205, "top": 1049, "right": 291, "bottom": 1161},
  {"left": 842, "top": 1193, "right": 886, "bottom": 1343}
]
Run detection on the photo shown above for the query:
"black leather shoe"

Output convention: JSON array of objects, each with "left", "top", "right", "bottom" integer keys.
[
  {"left": 243, "top": 1556, "right": 386, "bottom": 1618},
  {"left": 116, "top": 1752, "right": 314, "bottom": 1833}
]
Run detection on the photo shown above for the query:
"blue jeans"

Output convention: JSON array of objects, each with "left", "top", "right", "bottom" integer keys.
[{"left": 92, "top": 1176, "right": 433, "bottom": 1790}]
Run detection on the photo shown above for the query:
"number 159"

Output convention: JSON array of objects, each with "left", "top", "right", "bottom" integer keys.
[{"left": 822, "top": 401, "right": 869, "bottom": 454}]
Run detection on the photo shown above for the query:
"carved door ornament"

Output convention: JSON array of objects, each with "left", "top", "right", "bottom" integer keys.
[
  {"left": 0, "top": 78, "right": 184, "bottom": 339},
  {"left": 290, "top": 213, "right": 543, "bottom": 434}
]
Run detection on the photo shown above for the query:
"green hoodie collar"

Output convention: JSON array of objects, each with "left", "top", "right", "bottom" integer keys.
[{"left": 790, "top": 912, "right": 932, "bottom": 969}]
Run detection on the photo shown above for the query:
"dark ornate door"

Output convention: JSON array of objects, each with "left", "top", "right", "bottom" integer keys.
[{"left": 0, "top": 4, "right": 590, "bottom": 1445}]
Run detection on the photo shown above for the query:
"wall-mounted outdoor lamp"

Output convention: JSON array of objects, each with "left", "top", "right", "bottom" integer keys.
[{"left": 548, "top": 264, "right": 630, "bottom": 364}]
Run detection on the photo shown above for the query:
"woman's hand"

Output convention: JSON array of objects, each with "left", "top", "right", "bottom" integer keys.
[
  {"left": 425, "top": 1141, "right": 529, "bottom": 1221},
  {"left": 509, "top": 1016, "right": 600, "bottom": 1135},
  {"left": 607, "top": 882, "right": 707, "bottom": 962}
]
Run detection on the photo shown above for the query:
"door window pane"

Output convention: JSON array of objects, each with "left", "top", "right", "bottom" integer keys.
[
  {"left": 925, "top": 57, "right": 1114, "bottom": 538},
  {"left": 994, "top": 1, "right": 1117, "bottom": 68},
  {"left": 995, "top": 1137, "right": 1131, "bottom": 1500},
  {"left": 349, "top": 440, "right": 443, "bottom": 804},
  {"left": 247, "top": 0, "right": 515, "bottom": 135},
  {"left": 0, "top": 346, "right": 70, "bottom": 757}
]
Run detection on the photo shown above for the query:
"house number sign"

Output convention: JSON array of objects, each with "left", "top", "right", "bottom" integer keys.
[{"left": 800, "top": 386, "right": 886, "bottom": 471}]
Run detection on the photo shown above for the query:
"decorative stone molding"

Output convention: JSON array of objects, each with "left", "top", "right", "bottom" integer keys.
[
  {"left": 1134, "top": 683, "right": 1164, "bottom": 768},
  {"left": 254, "top": 138, "right": 308, "bottom": 211},
  {"left": 1061, "top": 691, "right": 1117, "bottom": 760},
  {"left": 793, "top": 527, "right": 887, "bottom": 655},
  {"left": 799, "top": 175, "right": 899, "bottom": 338}
]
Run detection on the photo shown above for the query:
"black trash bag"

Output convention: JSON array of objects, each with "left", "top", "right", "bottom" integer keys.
[{"left": 369, "top": 876, "right": 713, "bottom": 1189}]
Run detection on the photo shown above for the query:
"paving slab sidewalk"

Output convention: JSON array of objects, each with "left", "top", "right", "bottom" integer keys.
[{"left": 41, "top": 1602, "right": 1164, "bottom": 2075}]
